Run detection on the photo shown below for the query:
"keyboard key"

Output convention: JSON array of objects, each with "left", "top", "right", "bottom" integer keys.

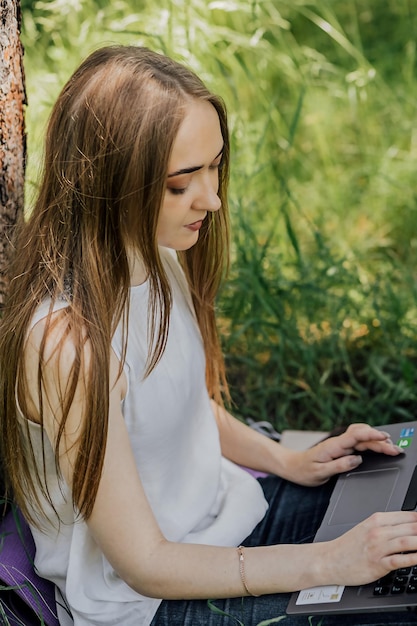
[
  {"left": 378, "top": 573, "right": 395, "bottom": 584},
  {"left": 372, "top": 566, "right": 417, "bottom": 597}
]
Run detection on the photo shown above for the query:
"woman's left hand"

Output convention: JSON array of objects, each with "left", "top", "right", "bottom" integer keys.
[{"left": 284, "top": 423, "right": 404, "bottom": 486}]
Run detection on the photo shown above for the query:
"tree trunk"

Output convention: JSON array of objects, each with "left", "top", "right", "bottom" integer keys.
[{"left": 0, "top": 0, "right": 26, "bottom": 306}]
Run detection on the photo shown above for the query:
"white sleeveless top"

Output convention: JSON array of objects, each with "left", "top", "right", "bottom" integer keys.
[{"left": 21, "top": 248, "right": 268, "bottom": 626}]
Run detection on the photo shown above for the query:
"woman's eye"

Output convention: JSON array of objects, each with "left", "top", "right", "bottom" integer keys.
[{"left": 168, "top": 186, "right": 187, "bottom": 195}]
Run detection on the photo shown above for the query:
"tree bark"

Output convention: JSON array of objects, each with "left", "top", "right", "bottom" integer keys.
[{"left": 0, "top": 0, "right": 26, "bottom": 306}]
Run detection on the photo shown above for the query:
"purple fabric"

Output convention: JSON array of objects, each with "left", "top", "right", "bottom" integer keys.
[
  {"left": 0, "top": 508, "right": 59, "bottom": 626},
  {"left": 240, "top": 466, "right": 268, "bottom": 479},
  {"left": 0, "top": 468, "right": 266, "bottom": 625}
]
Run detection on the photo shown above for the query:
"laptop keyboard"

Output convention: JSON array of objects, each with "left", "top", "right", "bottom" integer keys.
[{"left": 373, "top": 567, "right": 417, "bottom": 596}]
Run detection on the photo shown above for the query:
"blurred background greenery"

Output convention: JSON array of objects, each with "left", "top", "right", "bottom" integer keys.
[{"left": 21, "top": 0, "right": 417, "bottom": 432}]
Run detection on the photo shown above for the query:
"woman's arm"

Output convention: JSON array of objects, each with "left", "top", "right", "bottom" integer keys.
[
  {"left": 67, "top": 394, "right": 417, "bottom": 599},
  {"left": 24, "top": 322, "right": 417, "bottom": 600},
  {"left": 211, "top": 400, "right": 404, "bottom": 486},
  {"left": 78, "top": 390, "right": 417, "bottom": 599}
]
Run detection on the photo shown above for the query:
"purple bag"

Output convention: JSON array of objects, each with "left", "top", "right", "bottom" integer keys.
[{"left": 0, "top": 507, "right": 60, "bottom": 626}]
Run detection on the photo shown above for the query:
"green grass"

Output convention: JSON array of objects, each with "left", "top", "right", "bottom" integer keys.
[
  {"left": 20, "top": 0, "right": 417, "bottom": 433},
  {"left": 207, "top": 598, "right": 324, "bottom": 625},
  {"left": 7, "top": 4, "right": 417, "bottom": 620}
]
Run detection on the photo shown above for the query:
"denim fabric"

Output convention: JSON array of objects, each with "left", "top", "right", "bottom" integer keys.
[{"left": 151, "top": 475, "right": 417, "bottom": 626}]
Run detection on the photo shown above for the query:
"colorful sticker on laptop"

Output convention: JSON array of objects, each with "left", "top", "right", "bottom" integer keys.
[
  {"left": 397, "top": 437, "right": 413, "bottom": 449},
  {"left": 400, "top": 427, "right": 415, "bottom": 438},
  {"left": 296, "top": 585, "right": 345, "bottom": 605}
]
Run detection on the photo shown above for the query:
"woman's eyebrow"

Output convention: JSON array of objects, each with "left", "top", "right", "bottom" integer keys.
[{"left": 167, "top": 146, "right": 224, "bottom": 178}]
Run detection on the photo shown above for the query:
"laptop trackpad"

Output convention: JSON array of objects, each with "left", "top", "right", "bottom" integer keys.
[{"left": 328, "top": 468, "right": 400, "bottom": 526}]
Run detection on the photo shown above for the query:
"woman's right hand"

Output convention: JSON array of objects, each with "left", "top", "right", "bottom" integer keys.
[{"left": 324, "top": 510, "right": 417, "bottom": 586}]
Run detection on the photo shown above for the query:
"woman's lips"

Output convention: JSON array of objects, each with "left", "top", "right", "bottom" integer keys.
[{"left": 185, "top": 220, "right": 203, "bottom": 231}]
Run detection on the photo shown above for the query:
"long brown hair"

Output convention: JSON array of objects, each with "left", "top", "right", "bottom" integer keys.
[{"left": 0, "top": 46, "right": 230, "bottom": 523}]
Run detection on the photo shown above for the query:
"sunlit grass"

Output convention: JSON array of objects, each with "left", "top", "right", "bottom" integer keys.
[
  {"left": 20, "top": 0, "right": 417, "bottom": 431},
  {"left": 2, "top": 1, "right": 415, "bottom": 623}
]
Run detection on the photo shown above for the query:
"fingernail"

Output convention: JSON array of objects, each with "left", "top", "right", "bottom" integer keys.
[{"left": 351, "top": 455, "right": 362, "bottom": 467}]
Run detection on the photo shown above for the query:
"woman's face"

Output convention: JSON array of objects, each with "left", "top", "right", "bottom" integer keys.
[{"left": 156, "top": 99, "right": 224, "bottom": 250}]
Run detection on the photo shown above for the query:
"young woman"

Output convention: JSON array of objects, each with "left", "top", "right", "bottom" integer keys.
[{"left": 1, "top": 45, "right": 417, "bottom": 626}]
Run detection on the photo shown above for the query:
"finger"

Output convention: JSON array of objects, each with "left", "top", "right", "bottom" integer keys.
[
  {"left": 325, "top": 425, "right": 399, "bottom": 459},
  {"left": 340, "top": 424, "right": 391, "bottom": 450},
  {"left": 386, "top": 534, "right": 417, "bottom": 557},
  {"left": 364, "top": 510, "right": 417, "bottom": 530},
  {"left": 312, "top": 454, "right": 364, "bottom": 481},
  {"left": 312, "top": 434, "right": 369, "bottom": 462},
  {"left": 382, "top": 552, "right": 417, "bottom": 573},
  {"left": 320, "top": 426, "right": 376, "bottom": 456},
  {"left": 309, "top": 425, "right": 400, "bottom": 466},
  {"left": 354, "top": 439, "right": 404, "bottom": 456}
]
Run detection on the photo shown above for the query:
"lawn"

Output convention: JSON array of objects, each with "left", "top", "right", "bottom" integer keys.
[{"left": 21, "top": 0, "right": 417, "bottom": 432}]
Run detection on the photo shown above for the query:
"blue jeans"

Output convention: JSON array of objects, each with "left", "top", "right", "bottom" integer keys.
[{"left": 150, "top": 475, "right": 417, "bottom": 626}]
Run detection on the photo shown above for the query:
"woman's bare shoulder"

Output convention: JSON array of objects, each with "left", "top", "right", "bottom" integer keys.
[{"left": 23, "top": 309, "right": 126, "bottom": 422}]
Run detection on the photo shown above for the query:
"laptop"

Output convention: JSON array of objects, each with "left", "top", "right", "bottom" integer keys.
[{"left": 287, "top": 420, "right": 417, "bottom": 615}]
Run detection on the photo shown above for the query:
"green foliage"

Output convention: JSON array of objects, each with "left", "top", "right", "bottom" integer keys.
[
  {"left": 21, "top": 0, "right": 417, "bottom": 431},
  {"left": 207, "top": 598, "right": 287, "bottom": 625},
  {"left": 207, "top": 599, "right": 246, "bottom": 625},
  {"left": 221, "top": 214, "right": 417, "bottom": 431}
]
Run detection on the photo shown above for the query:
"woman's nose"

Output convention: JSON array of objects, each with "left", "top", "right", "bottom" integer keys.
[
  {"left": 205, "top": 190, "right": 221, "bottom": 212},
  {"left": 192, "top": 175, "right": 221, "bottom": 212}
]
